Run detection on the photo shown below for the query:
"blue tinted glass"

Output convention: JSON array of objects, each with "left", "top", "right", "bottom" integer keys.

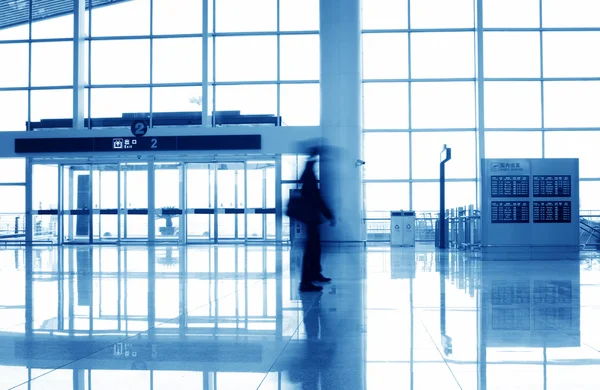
[
  {"left": 280, "top": 0, "right": 319, "bottom": 31},
  {"left": 153, "top": 38, "right": 203, "bottom": 83},
  {"left": 280, "top": 83, "right": 320, "bottom": 126},
  {"left": 91, "top": 0, "right": 150, "bottom": 36},
  {"left": 91, "top": 40, "right": 150, "bottom": 85},
  {"left": 31, "top": 41, "right": 73, "bottom": 87},
  {"left": 215, "top": 0, "right": 276, "bottom": 32},
  {"left": 0, "top": 91, "right": 27, "bottom": 131},
  {"left": 30, "top": 89, "right": 73, "bottom": 122},
  {"left": 215, "top": 36, "right": 276, "bottom": 82},
  {"left": 0, "top": 43, "right": 28, "bottom": 88},
  {"left": 153, "top": 0, "right": 202, "bottom": 35},
  {"left": 280, "top": 35, "right": 319, "bottom": 81}
]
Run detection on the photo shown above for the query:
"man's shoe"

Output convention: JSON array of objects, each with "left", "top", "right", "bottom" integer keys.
[
  {"left": 314, "top": 275, "right": 332, "bottom": 283},
  {"left": 299, "top": 283, "right": 323, "bottom": 292}
]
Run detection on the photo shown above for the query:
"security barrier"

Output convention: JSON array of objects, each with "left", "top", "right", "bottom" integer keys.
[{"left": 446, "top": 205, "right": 481, "bottom": 251}]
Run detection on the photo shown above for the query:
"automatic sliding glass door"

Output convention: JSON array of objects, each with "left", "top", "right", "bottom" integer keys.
[
  {"left": 216, "top": 162, "right": 245, "bottom": 241},
  {"left": 155, "top": 162, "right": 183, "bottom": 242},
  {"left": 62, "top": 164, "right": 92, "bottom": 244},
  {"left": 38, "top": 157, "right": 280, "bottom": 245},
  {"left": 120, "top": 163, "right": 149, "bottom": 242},
  {"left": 32, "top": 163, "right": 60, "bottom": 243},
  {"left": 246, "top": 160, "right": 276, "bottom": 241},
  {"left": 92, "top": 164, "right": 120, "bottom": 243},
  {"left": 186, "top": 163, "right": 214, "bottom": 242},
  {"left": 185, "top": 159, "right": 277, "bottom": 243}
]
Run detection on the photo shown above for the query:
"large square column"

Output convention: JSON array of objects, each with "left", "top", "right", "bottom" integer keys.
[{"left": 319, "top": 0, "right": 364, "bottom": 243}]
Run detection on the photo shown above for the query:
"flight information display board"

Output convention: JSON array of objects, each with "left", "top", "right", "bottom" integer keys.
[
  {"left": 491, "top": 201, "right": 530, "bottom": 223},
  {"left": 491, "top": 175, "right": 530, "bottom": 198},
  {"left": 533, "top": 175, "right": 571, "bottom": 197},
  {"left": 15, "top": 135, "right": 261, "bottom": 154},
  {"left": 533, "top": 201, "right": 571, "bottom": 223}
]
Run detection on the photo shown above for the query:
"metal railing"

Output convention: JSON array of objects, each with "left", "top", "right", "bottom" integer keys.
[
  {"left": 579, "top": 212, "right": 600, "bottom": 250},
  {"left": 0, "top": 214, "right": 25, "bottom": 239}
]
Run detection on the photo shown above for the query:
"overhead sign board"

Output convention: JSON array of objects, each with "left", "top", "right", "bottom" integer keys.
[{"left": 15, "top": 135, "right": 262, "bottom": 154}]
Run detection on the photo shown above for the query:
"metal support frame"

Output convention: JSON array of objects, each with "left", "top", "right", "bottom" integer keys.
[
  {"left": 58, "top": 164, "right": 64, "bottom": 244},
  {"left": 262, "top": 164, "right": 267, "bottom": 240},
  {"left": 476, "top": 0, "right": 486, "bottom": 210},
  {"left": 88, "top": 164, "right": 93, "bottom": 244},
  {"left": 73, "top": 0, "right": 85, "bottom": 130},
  {"left": 213, "top": 161, "right": 219, "bottom": 243},
  {"left": 234, "top": 167, "right": 239, "bottom": 239},
  {"left": 68, "top": 166, "right": 75, "bottom": 241},
  {"left": 202, "top": 0, "right": 209, "bottom": 127},
  {"left": 123, "top": 164, "right": 128, "bottom": 240},
  {"left": 539, "top": 0, "right": 545, "bottom": 159},
  {"left": 275, "top": 155, "right": 283, "bottom": 243},
  {"left": 148, "top": 159, "right": 156, "bottom": 243},
  {"left": 180, "top": 163, "right": 188, "bottom": 245},
  {"left": 98, "top": 168, "right": 103, "bottom": 242},
  {"left": 117, "top": 164, "right": 122, "bottom": 244},
  {"left": 243, "top": 161, "right": 248, "bottom": 242},
  {"left": 25, "top": 158, "right": 33, "bottom": 243}
]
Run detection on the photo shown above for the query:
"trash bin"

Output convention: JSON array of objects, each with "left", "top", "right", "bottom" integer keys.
[{"left": 390, "top": 211, "right": 416, "bottom": 247}]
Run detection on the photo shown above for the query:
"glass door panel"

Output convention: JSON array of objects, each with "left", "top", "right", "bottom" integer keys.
[
  {"left": 155, "top": 163, "right": 182, "bottom": 242},
  {"left": 216, "top": 162, "right": 244, "bottom": 240},
  {"left": 120, "top": 163, "right": 148, "bottom": 241},
  {"left": 246, "top": 160, "right": 276, "bottom": 241},
  {"left": 32, "top": 163, "right": 59, "bottom": 243},
  {"left": 265, "top": 163, "right": 276, "bottom": 239},
  {"left": 186, "top": 163, "right": 214, "bottom": 242},
  {"left": 63, "top": 164, "right": 92, "bottom": 243},
  {"left": 92, "top": 164, "right": 119, "bottom": 243},
  {"left": 246, "top": 162, "right": 264, "bottom": 239}
]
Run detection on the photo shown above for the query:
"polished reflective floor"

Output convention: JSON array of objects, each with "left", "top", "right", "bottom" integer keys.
[{"left": 0, "top": 244, "right": 599, "bottom": 389}]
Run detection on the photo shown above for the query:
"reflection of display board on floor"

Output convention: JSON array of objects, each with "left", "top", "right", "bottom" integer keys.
[
  {"left": 481, "top": 159, "right": 579, "bottom": 251},
  {"left": 481, "top": 260, "right": 580, "bottom": 348}
]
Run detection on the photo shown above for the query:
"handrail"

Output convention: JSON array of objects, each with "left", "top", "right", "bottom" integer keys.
[{"left": 580, "top": 219, "right": 600, "bottom": 239}]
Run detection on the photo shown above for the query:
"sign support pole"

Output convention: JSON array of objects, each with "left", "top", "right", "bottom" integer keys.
[{"left": 439, "top": 145, "right": 452, "bottom": 249}]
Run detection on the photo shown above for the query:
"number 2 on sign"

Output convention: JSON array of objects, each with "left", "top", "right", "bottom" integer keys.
[
  {"left": 134, "top": 122, "right": 146, "bottom": 135},
  {"left": 151, "top": 138, "right": 157, "bottom": 149}
]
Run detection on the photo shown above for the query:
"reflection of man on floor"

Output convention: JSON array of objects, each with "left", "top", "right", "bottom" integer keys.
[{"left": 288, "top": 292, "right": 335, "bottom": 389}]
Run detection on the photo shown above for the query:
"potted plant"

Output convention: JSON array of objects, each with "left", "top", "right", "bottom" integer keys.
[{"left": 156, "top": 206, "right": 178, "bottom": 235}]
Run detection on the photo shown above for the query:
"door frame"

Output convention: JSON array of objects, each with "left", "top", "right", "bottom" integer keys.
[
  {"left": 29, "top": 154, "right": 283, "bottom": 245},
  {"left": 184, "top": 156, "right": 281, "bottom": 244}
]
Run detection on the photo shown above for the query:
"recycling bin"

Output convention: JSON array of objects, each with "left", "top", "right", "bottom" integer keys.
[{"left": 390, "top": 210, "right": 416, "bottom": 247}]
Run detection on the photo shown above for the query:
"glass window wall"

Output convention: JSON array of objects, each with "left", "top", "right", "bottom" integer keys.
[
  {"left": 0, "top": 43, "right": 29, "bottom": 88},
  {"left": 362, "top": 0, "right": 600, "bottom": 219},
  {"left": 0, "top": 0, "right": 321, "bottom": 131},
  {"left": 2, "top": 0, "right": 600, "bottom": 229},
  {"left": 410, "top": 32, "right": 475, "bottom": 79},
  {"left": 0, "top": 91, "right": 27, "bottom": 131}
]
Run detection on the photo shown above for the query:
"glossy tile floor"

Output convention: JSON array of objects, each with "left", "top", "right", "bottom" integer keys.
[{"left": 0, "top": 243, "right": 599, "bottom": 389}]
